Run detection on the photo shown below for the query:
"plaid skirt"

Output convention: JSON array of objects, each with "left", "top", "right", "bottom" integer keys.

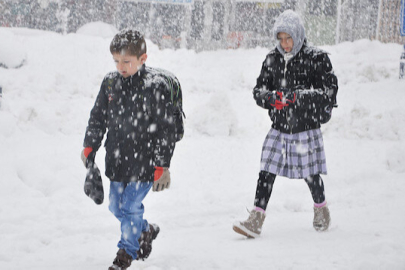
[{"left": 260, "top": 128, "right": 327, "bottom": 179}]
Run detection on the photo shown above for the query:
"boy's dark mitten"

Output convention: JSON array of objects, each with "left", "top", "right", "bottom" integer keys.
[
  {"left": 84, "top": 163, "right": 104, "bottom": 205},
  {"left": 82, "top": 148, "right": 103, "bottom": 205}
]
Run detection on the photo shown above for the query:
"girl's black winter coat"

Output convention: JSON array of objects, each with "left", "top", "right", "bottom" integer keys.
[
  {"left": 253, "top": 44, "right": 338, "bottom": 134},
  {"left": 83, "top": 65, "right": 176, "bottom": 183}
]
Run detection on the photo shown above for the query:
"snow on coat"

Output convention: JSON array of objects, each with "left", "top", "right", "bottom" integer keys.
[
  {"left": 253, "top": 10, "right": 338, "bottom": 134},
  {"left": 83, "top": 65, "right": 176, "bottom": 183}
]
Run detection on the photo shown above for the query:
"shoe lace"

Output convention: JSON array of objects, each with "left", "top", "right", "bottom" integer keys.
[{"left": 245, "top": 208, "right": 254, "bottom": 221}]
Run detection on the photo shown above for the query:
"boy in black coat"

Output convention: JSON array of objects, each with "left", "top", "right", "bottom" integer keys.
[{"left": 81, "top": 29, "right": 179, "bottom": 269}]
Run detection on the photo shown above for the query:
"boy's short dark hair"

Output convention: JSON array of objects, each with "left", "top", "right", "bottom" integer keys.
[{"left": 110, "top": 29, "right": 147, "bottom": 58}]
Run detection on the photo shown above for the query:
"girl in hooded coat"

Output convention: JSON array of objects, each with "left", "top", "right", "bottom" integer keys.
[{"left": 233, "top": 10, "right": 338, "bottom": 238}]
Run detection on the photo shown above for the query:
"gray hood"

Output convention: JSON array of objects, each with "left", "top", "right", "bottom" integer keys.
[{"left": 273, "top": 10, "right": 306, "bottom": 57}]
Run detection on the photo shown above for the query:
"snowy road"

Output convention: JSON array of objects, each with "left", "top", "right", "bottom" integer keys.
[{"left": 0, "top": 26, "right": 404, "bottom": 269}]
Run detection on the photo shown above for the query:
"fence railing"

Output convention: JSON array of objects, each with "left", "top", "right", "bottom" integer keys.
[{"left": 1, "top": 0, "right": 404, "bottom": 50}]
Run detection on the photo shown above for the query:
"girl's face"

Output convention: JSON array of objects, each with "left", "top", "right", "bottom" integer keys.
[
  {"left": 277, "top": 32, "right": 294, "bottom": 53},
  {"left": 112, "top": 53, "right": 147, "bottom": 78}
]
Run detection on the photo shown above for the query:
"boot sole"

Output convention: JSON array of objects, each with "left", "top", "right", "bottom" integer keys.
[{"left": 232, "top": 223, "right": 258, "bottom": 238}]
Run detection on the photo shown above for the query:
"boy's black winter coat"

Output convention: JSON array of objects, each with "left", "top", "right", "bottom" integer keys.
[
  {"left": 253, "top": 44, "right": 338, "bottom": 134},
  {"left": 83, "top": 65, "right": 176, "bottom": 183}
]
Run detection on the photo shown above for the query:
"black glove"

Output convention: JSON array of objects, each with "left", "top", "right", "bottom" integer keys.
[
  {"left": 265, "top": 91, "right": 277, "bottom": 104},
  {"left": 84, "top": 162, "right": 104, "bottom": 205},
  {"left": 267, "top": 90, "right": 288, "bottom": 110},
  {"left": 82, "top": 149, "right": 103, "bottom": 205},
  {"left": 257, "top": 89, "right": 276, "bottom": 103},
  {"left": 279, "top": 88, "right": 297, "bottom": 105}
]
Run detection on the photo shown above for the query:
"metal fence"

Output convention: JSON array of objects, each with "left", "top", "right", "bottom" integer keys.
[{"left": 0, "top": 0, "right": 404, "bottom": 50}]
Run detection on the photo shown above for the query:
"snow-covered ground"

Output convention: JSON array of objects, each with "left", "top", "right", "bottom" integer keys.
[{"left": 1, "top": 25, "right": 405, "bottom": 270}]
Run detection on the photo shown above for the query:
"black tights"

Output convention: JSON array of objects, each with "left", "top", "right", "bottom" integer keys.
[{"left": 254, "top": 171, "right": 325, "bottom": 211}]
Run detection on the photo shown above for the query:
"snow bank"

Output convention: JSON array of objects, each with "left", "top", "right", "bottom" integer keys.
[
  {"left": 0, "top": 27, "right": 404, "bottom": 270},
  {"left": 76, "top": 21, "right": 119, "bottom": 38},
  {"left": 0, "top": 28, "right": 26, "bottom": 68}
]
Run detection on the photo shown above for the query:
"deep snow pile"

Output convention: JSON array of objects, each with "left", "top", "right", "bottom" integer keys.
[
  {"left": 0, "top": 26, "right": 404, "bottom": 270},
  {"left": 0, "top": 30, "right": 26, "bottom": 69}
]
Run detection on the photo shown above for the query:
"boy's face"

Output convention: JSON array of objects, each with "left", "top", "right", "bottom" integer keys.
[
  {"left": 112, "top": 53, "right": 147, "bottom": 78},
  {"left": 277, "top": 32, "right": 294, "bottom": 53}
]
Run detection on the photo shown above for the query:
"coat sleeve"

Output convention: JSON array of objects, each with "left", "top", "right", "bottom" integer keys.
[
  {"left": 295, "top": 53, "right": 338, "bottom": 108},
  {"left": 253, "top": 56, "right": 274, "bottom": 110},
  {"left": 150, "top": 81, "right": 176, "bottom": 168},
  {"left": 83, "top": 79, "right": 108, "bottom": 152}
]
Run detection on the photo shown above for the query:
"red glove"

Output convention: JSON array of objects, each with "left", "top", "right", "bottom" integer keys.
[
  {"left": 153, "top": 167, "right": 170, "bottom": 192},
  {"left": 154, "top": 166, "right": 164, "bottom": 181},
  {"left": 270, "top": 91, "right": 289, "bottom": 110},
  {"left": 81, "top": 147, "right": 94, "bottom": 167},
  {"left": 83, "top": 147, "right": 93, "bottom": 158}
]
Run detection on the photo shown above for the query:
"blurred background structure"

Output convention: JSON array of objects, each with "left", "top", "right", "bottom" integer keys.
[{"left": 1, "top": 0, "right": 404, "bottom": 50}]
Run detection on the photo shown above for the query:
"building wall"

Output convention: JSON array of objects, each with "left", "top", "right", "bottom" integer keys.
[
  {"left": 377, "top": 0, "right": 405, "bottom": 43},
  {"left": 303, "top": 0, "right": 338, "bottom": 45}
]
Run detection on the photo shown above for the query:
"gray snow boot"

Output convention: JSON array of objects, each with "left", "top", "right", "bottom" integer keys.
[
  {"left": 313, "top": 204, "right": 331, "bottom": 231},
  {"left": 233, "top": 209, "right": 265, "bottom": 238}
]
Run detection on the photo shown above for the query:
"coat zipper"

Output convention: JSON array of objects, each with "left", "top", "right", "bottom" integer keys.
[{"left": 283, "top": 54, "right": 293, "bottom": 134}]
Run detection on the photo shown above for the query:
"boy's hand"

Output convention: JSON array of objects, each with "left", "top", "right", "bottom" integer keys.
[
  {"left": 153, "top": 167, "right": 170, "bottom": 192},
  {"left": 81, "top": 147, "right": 94, "bottom": 168}
]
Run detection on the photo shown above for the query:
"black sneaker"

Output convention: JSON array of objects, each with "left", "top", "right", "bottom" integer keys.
[
  {"left": 136, "top": 223, "right": 160, "bottom": 260},
  {"left": 108, "top": 249, "right": 132, "bottom": 270}
]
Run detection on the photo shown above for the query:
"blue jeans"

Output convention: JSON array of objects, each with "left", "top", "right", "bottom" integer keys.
[{"left": 109, "top": 181, "right": 153, "bottom": 260}]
